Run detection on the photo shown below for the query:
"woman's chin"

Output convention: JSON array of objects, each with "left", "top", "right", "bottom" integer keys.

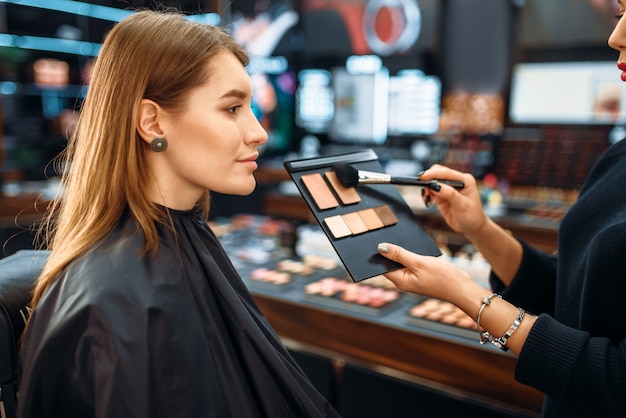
[{"left": 218, "top": 181, "right": 257, "bottom": 197}]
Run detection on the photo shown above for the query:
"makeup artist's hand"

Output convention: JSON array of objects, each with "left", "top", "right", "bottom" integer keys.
[
  {"left": 420, "top": 165, "right": 488, "bottom": 237},
  {"left": 376, "top": 242, "right": 476, "bottom": 304}
]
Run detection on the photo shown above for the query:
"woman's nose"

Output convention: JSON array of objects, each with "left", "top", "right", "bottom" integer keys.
[
  {"left": 609, "top": 18, "right": 626, "bottom": 51},
  {"left": 246, "top": 112, "right": 269, "bottom": 146}
]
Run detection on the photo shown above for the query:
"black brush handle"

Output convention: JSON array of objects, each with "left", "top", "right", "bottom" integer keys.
[
  {"left": 392, "top": 177, "right": 465, "bottom": 190},
  {"left": 434, "top": 179, "right": 465, "bottom": 189}
]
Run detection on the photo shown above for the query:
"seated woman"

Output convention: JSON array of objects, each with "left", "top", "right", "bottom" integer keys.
[{"left": 17, "top": 9, "right": 338, "bottom": 418}]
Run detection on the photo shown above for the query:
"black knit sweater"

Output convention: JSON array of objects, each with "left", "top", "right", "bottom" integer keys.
[{"left": 491, "top": 137, "right": 626, "bottom": 418}]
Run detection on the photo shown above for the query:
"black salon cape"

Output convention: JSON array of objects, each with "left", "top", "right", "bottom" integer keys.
[{"left": 17, "top": 209, "right": 339, "bottom": 418}]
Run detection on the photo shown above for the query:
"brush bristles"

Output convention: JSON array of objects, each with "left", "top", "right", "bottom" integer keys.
[
  {"left": 333, "top": 164, "right": 393, "bottom": 187},
  {"left": 333, "top": 164, "right": 360, "bottom": 188}
]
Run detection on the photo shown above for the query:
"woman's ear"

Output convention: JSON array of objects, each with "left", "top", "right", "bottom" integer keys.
[{"left": 137, "top": 99, "right": 165, "bottom": 145}]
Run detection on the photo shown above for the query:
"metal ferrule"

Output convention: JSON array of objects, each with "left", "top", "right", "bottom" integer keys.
[{"left": 357, "top": 170, "right": 391, "bottom": 184}]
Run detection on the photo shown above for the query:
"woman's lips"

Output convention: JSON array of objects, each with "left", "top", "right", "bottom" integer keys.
[
  {"left": 238, "top": 158, "right": 258, "bottom": 170},
  {"left": 618, "top": 62, "right": 626, "bottom": 81}
]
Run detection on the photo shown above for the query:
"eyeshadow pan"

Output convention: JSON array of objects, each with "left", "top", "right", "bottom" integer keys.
[
  {"left": 301, "top": 173, "right": 339, "bottom": 210},
  {"left": 357, "top": 208, "right": 384, "bottom": 230},
  {"left": 324, "top": 215, "right": 352, "bottom": 239},
  {"left": 324, "top": 171, "right": 362, "bottom": 205},
  {"left": 409, "top": 299, "right": 477, "bottom": 330},
  {"left": 373, "top": 205, "right": 399, "bottom": 226},
  {"left": 341, "top": 212, "right": 368, "bottom": 235}
]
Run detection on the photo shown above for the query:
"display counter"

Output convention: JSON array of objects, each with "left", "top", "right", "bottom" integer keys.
[
  {"left": 250, "top": 286, "right": 544, "bottom": 415},
  {"left": 215, "top": 215, "right": 544, "bottom": 416}
]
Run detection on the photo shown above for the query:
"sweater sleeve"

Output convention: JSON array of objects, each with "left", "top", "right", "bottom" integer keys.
[
  {"left": 491, "top": 234, "right": 626, "bottom": 416},
  {"left": 490, "top": 239, "right": 557, "bottom": 315},
  {"left": 516, "top": 315, "right": 626, "bottom": 415}
]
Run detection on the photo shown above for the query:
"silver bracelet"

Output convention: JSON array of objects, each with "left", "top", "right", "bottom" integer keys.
[
  {"left": 491, "top": 308, "right": 526, "bottom": 352},
  {"left": 476, "top": 293, "right": 501, "bottom": 345}
]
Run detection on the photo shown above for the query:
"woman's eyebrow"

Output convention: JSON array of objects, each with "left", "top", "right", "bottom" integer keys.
[{"left": 219, "top": 89, "right": 248, "bottom": 100}]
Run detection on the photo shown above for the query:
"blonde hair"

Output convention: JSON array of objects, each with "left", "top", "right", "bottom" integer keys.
[{"left": 31, "top": 10, "right": 248, "bottom": 310}]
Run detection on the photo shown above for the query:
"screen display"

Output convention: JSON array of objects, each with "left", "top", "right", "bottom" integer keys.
[
  {"left": 295, "top": 69, "right": 334, "bottom": 133},
  {"left": 328, "top": 66, "right": 389, "bottom": 144},
  {"left": 300, "top": 0, "right": 438, "bottom": 57},
  {"left": 387, "top": 69, "right": 441, "bottom": 135},
  {"left": 246, "top": 56, "right": 297, "bottom": 155},
  {"left": 230, "top": 1, "right": 299, "bottom": 155},
  {"left": 509, "top": 61, "right": 626, "bottom": 125}
]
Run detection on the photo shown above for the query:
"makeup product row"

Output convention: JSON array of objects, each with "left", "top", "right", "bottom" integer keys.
[
  {"left": 409, "top": 298, "right": 476, "bottom": 328},
  {"left": 304, "top": 276, "right": 401, "bottom": 312},
  {"left": 250, "top": 268, "right": 292, "bottom": 285},
  {"left": 323, "top": 205, "right": 398, "bottom": 239},
  {"left": 247, "top": 254, "right": 346, "bottom": 288},
  {"left": 301, "top": 171, "right": 362, "bottom": 209}
]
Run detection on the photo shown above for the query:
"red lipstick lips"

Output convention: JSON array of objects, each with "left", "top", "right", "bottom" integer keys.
[{"left": 618, "top": 62, "right": 626, "bottom": 81}]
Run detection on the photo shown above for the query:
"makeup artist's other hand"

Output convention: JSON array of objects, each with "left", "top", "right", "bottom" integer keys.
[
  {"left": 420, "top": 165, "right": 487, "bottom": 236},
  {"left": 377, "top": 242, "right": 473, "bottom": 303}
]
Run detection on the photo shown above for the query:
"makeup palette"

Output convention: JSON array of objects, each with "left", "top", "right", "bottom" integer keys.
[{"left": 284, "top": 149, "right": 441, "bottom": 282}]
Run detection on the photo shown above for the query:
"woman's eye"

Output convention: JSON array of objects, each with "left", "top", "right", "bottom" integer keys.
[{"left": 227, "top": 105, "right": 242, "bottom": 114}]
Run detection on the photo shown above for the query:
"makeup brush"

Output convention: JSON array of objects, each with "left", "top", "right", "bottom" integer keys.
[{"left": 333, "top": 164, "right": 465, "bottom": 191}]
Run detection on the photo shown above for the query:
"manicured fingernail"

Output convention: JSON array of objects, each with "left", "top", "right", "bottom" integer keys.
[
  {"left": 429, "top": 182, "right": 441, "bottom": 192},
  {"left": 377, "top": 243, "right": 390, "bottom": 253},
  {"left": 421, "top": 188, "right": 425, "bottom": 197},
  {"left": 417, "top": 170, "right": 425, "bottom": 178},
  {"left": 424, "top": 195, "right": 432, "bottom": 208}
]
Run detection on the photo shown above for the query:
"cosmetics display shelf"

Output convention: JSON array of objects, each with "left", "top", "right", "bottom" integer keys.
[
  {"left": 217, "top": 219, "right": 543, "bottom": 415},
  {"left": 235, "top": 256, "right": 481, "bottom": 342},
  {"left": 243, "top": 267, "right": 481, "bottom": 347},
  {"left": 246, "top": 275, "right": 544, "bottom": 416}
]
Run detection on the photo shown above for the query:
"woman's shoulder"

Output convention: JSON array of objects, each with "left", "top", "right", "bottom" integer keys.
[
  {"left": 596, "top": 137, "right": 626, "bottom": 165},
  {"left": 50, "top": 226, "right": 153, "bottom": 305},
  {"left": 578, "top": 138, "right": 626, "bottom": 194}
]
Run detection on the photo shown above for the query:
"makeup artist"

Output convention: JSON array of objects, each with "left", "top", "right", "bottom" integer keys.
[
  {"left": 377, "top": 2, "right": 626, "bottom": 417},
  {"left": 17, "top": 9, "right": 338, "bottom": 418}
]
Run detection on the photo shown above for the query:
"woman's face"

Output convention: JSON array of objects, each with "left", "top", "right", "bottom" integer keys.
[
  {"left": 609, "top": 0, "right": 626, "bottom": 76},
  {"left": 152, "top": 51, "right": 268, "bottom": 209}
]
